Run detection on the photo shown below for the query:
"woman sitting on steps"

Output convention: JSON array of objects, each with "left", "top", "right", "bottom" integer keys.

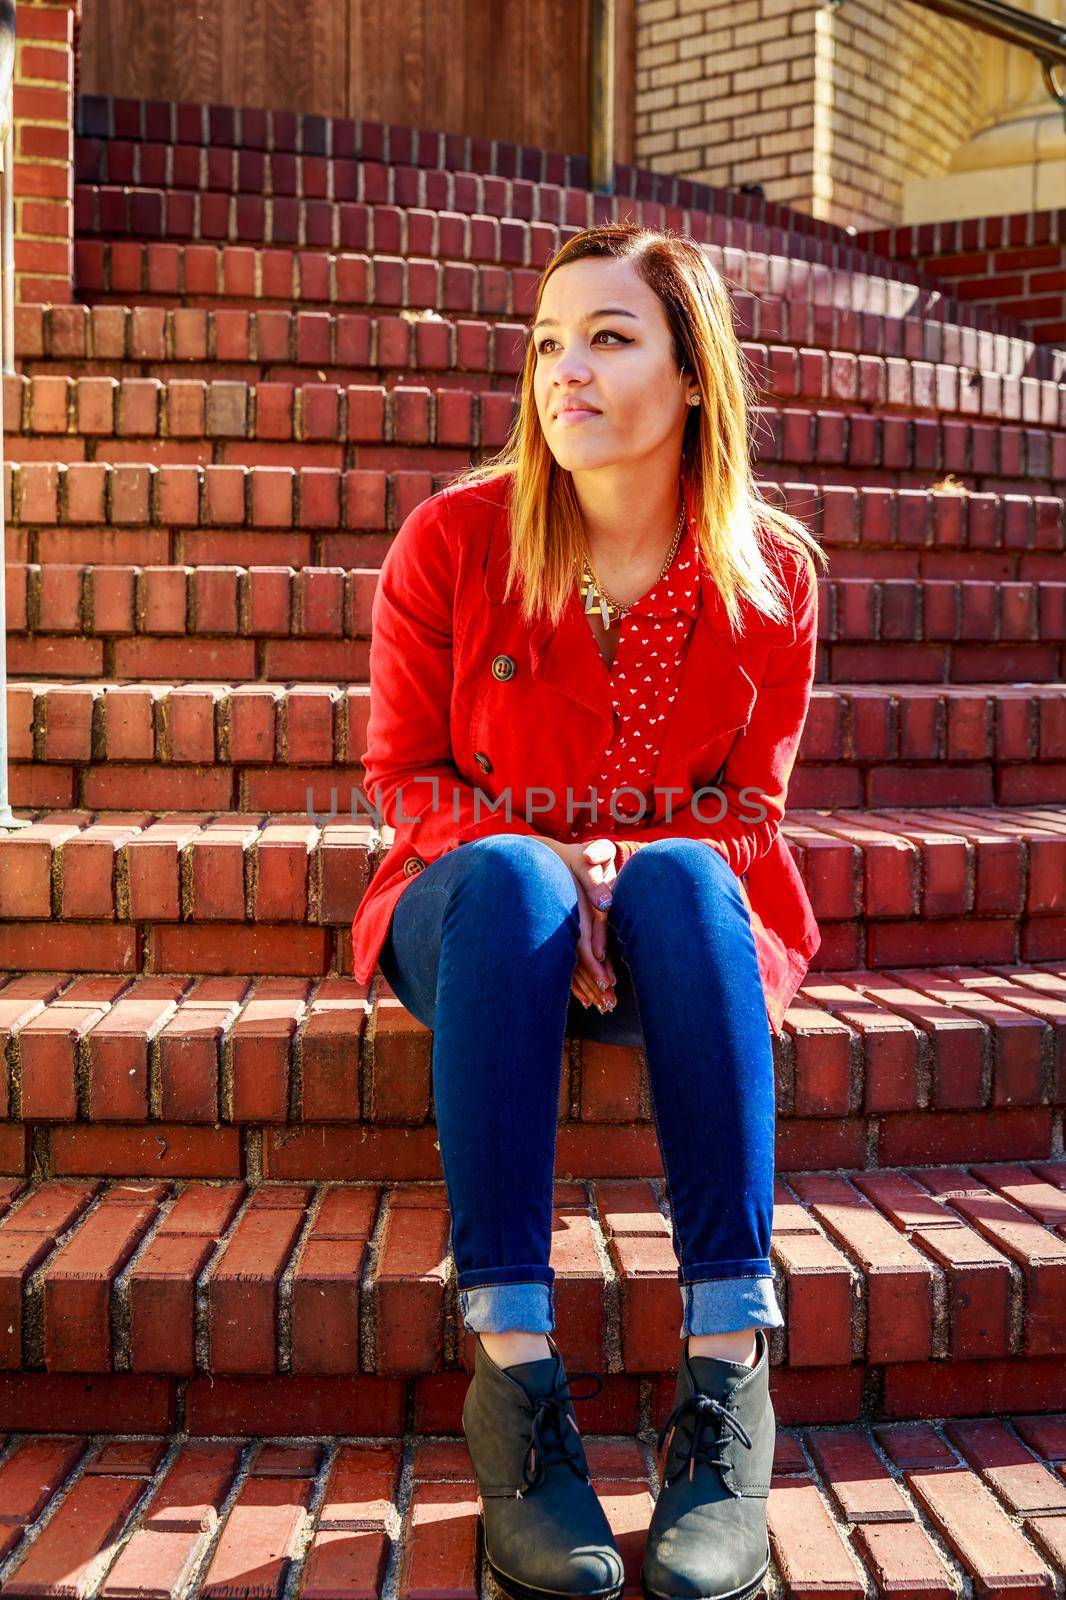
[{"left": 350, "top": 220, "right": 827, "bottom": 1600}]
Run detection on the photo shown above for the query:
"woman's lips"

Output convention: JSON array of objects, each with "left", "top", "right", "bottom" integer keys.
[{"left": 556, "top": 408, "right": 601, "bottom": 426}]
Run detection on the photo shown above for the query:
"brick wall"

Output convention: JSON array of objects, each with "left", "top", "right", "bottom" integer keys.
[
  {"left": 11, "top": 0, "right": 78, "bottom": 303},
  {"left": 856, "top": 209, "right": 1066, "bottom": 347},
  {"left": 633, "top": 0, "right": 983, "bottom": 228}
]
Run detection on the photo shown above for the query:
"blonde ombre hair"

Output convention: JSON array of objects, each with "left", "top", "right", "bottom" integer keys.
[{"left": 443, "top": 221, "right": 828, "bottom": 635}]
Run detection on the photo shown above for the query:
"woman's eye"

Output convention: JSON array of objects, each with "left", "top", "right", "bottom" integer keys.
[{"left": 536, "top": 331, "right": 627, "bottom": 354}]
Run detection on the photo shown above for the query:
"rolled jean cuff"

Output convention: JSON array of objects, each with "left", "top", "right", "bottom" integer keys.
[
  {"left": 680, "top": 1272, "right": 784, "bottom": 1336},
  {"left": 458, "top": 1281, "right": 555, "bottom": 1333}
]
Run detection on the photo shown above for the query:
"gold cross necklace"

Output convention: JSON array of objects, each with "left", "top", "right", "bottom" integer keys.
[{"left": 577, "top": 497, "right": 686, "bottom": 631}]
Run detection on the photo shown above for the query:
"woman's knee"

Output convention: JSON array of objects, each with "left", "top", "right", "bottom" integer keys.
[
  {"left": 449, "top": 833, "right": 581, "bottom": 927},
  {"left": 614, "top": 836, "right": 736, "bottom": 891}
]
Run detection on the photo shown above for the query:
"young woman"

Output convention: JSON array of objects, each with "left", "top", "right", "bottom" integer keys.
[{"left": 350, "top": 222, "right": 827, "bottom": 1600}]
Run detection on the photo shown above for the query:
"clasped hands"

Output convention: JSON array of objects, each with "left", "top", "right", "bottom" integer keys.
[{"left": 543, "top": 836, "right": 624, "bottom": 1014}]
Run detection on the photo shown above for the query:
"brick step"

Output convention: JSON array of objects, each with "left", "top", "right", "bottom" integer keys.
[
  {"left": 75, "top": 91, "right": 911, "bottom": 271},
  {"left": 6, "top": 375, "right": 1066, "bottom": 493},
  {"left": 70, "top": 180, "right": 952, "bottom": 312},
  {"left": 8, "top": 677, "right": 1066, "bottom": 805},
  {"left": 73, "top": 90, "right": 1045, "bottom": 312},
  {"left": 2, "top": 1418, "right": 1065, "bottom": 1599},
  {"left": 69, "top": 175, "right": 1063, "bottom": 373},
  {"left": 71, "top": 89, "right": 601, "bottom": 177},
  {"left": 1, "top": 370, "right": 522, "bottom": 469},
  {"left": 0, "top": 1161, "right": 1063, "bottom": 1379},
  {"left": 17, "top": 322, "right": 1066, "bottom": 442},
  {"left": 0, "top": 956, "right": 1062, "bottom": 1150},
  {"left": 74, "top": 182, "right": 933, "bottom": 281},
  {"left": 76, "top": 134, "right": 611, "bottom": 209},
  {"left": 71, "top": 227, "right": 1064, "bottom": 374},
  {"left": 61, "top": 240, "right": 472, "bottom": 314},
  {"left": 14, "top": 315, "right": 1066, "bottom": 433},
  {"left": 62, "top": 149, "right": 1066, "bottom": 367},
  {"left": 64, "top": 122, "right": 933, "bottom": 291},
  {"left": 69, "top": 176, "right": 930, "bottom": 321},
  {"left": 7, "top": 565, "right": 1066, "bottom": 684},
  {"left": 7, "top": 462, "right": 1065, "bottom": 576}
]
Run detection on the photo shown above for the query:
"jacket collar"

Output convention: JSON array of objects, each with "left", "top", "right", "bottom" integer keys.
[{"left": 480, "top": 472, "right": 762, "bottom": 784}]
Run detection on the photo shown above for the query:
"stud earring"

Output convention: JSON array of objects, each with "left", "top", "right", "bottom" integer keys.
[{"left": 688, "top": 395, "right": 700, "bottom": 406}]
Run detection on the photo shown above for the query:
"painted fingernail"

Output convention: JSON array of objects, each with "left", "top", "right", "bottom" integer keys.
[
  {"left": 596, "top": 895, "right": 611, "bottom": 909},
  {"left": 598, "top": 980, "right": 607, "bottom": 991}
]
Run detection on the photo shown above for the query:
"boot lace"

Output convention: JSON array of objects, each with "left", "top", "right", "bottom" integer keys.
[
  {"left": 516, "top": 1370, "right": 603, "bottom": 1496},
  {"left": 656, "top": 1392, "right": 753, "bottom": 1489}
]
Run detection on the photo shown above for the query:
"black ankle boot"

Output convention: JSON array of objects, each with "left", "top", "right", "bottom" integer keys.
[
  {"left": 462, "top": 1331, "right": 626, "bottom": 1600},
  {"left": 641, "top": 1330, "right": 774, "bottom": 1600}
]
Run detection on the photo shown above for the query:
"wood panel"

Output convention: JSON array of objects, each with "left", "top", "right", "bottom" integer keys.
[
  {"left": 77, "top": 0, "right": 634, "bottom": 166},
  {"left": 79, "top": 0, "right": 351, "bottom": 117},
  {"left": 348, "top": 0, "right": 591, "bottom": 155}
]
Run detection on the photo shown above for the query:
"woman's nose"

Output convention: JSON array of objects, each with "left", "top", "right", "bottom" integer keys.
[
  {"left": 553, "top": 356, "right": 594, "bottom": 383},
  {"left": 550, "top": 345, "right": 592, "bottom": 385}
]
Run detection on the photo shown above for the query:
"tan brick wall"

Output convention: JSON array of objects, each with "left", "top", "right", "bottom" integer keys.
[
  {"left": 12, "top": 0, "right": 78, "bottom": 303},
  {"left": 634, "top": 0, "right": 983, "bottom": 228}
]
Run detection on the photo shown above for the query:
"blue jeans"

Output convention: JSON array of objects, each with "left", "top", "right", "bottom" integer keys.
[{"left": 377, "top": 834, "right": 784, "bottom": 1339}]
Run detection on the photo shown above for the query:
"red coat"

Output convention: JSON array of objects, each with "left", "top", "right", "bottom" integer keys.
[{"left": 350, "top": 471, "right": 821, "bottom": 1036}]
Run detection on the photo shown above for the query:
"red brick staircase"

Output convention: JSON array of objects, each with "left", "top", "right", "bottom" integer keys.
[{"left": 0, "top": 91, "right": 1063, "bottom": 1595}]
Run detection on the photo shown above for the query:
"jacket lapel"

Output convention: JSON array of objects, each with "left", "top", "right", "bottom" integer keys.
[{"left": 480, "top": 481, "right": 761, "bottom": 784}]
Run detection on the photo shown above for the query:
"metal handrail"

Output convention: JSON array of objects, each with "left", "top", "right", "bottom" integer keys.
[
  {"left": 0, "top": 0, "right": 26, "bottom": 830},
  {"left": 831, "top": 0, "right": 1066, "bottom": 120},
  {"left": 911, "top": 0, "right": 1066, "bottom": 113},
  {"left": 903, "top": 0, "right": 1066, "bottom": 58}
]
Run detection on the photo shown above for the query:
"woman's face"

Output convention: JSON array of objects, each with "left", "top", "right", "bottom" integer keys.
[{"left": 531, "top": 256, "right": 696, "bottom": 471}]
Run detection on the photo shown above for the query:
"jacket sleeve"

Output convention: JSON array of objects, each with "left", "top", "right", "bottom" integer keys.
[
  {"left": 360, "top": 489, "right": 542, "bottom": 858},
  {"left": 610, "top": 545, "right": 819, "bottom": 880}
]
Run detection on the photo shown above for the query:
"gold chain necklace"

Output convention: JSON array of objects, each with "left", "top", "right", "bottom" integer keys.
[{"left": 577, "top": 499, "right": 685, "bottom": 632}]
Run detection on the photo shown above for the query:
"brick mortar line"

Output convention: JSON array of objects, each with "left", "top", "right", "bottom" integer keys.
[
  {"left": 810, "top": 1422, "right": 975, "bottom": 1599},
  {"left": 147, "top": 1435, "right": 257, "bottom": 1600},
  {"left": 20, "top": 1180, "right": 103, "bottom": 1368},
  {"left": 0, "top": 1432, "right": 192, "bottom": 1597},
  {"left": 584, "top": 1177, "right": 625, "bottom": 1377},
  {"left": 784, "top": 1164, "right": 947, "bottom": 1363},
  {"left": 193, "top": 1182, "right": 261, "bottom": 1375},
  {"left": 777, "top": 1173, "right": 866, "bottom": 1365},
  {"left": 111, "top": 1179, "right": 198, "bottom": 1372},
  {"left": 359, "top": 1176, "right": 391, "bottom": 1375}
]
